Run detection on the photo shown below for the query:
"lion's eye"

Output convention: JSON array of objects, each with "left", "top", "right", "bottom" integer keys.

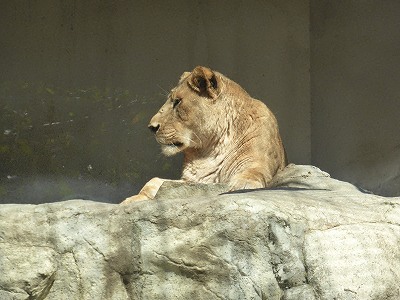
[{"left": 172, "top": 98, "right": 182, "bottom": 109}]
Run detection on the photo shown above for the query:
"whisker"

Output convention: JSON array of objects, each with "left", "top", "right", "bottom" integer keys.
[
  {"left": 177, "top": 134, "right": 200, "bottom": 148},
  {"left": 191, "top": 132, "right": 203, "bottom": 147},
  {"left": 157, "top": 85, "right": 169, "bottom": 97}
]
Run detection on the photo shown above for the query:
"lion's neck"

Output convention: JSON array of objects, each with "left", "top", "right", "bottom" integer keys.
[
  {"left": 181, "top": 151, "right": 227, "bottom": 183},
  {"left": 181, "top": 129, "right": 245, "bottom": 184}
]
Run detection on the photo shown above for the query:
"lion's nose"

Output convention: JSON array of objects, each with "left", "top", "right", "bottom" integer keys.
[{"left": 148, "top": 123, "right": 160, "bottom": 133}]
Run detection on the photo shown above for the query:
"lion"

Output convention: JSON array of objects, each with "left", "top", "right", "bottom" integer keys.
[{"left": 121, "top": 66, "right": 287, "bottom": 204}]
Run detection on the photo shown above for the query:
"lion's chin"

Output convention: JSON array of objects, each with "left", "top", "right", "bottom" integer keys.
[{"left": 160, "top": 143, "right": 185, "bottom": 156}]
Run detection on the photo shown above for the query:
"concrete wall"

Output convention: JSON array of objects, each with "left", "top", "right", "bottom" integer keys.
[
  {"left": 311, "top": 1, "right": 400, "bottom": 196},
  {"left": 0, "top": 1, "right": 310, "bottom": 203}
]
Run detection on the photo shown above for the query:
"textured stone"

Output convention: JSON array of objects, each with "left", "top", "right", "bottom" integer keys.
[{"left": 0, "top": 165, "right": 399, "bottom": 299}]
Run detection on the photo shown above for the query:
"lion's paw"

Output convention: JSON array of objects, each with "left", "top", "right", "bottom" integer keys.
[
  {"left": 120, "top": 194, "right": 150, "bottom": 205},
  {"left": 120, "top": 177, "right": 166, "bottom": 205}
]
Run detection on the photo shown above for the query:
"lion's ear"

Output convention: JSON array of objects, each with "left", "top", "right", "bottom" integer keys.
[
  {"left": 188, "top": 66, "right": 219, "bottom": 98},
  {"left": 178, "top": 72, "right": 191, "bottom": 84}
]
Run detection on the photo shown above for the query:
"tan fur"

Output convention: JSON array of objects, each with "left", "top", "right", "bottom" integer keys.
[{"left": 122, "top": 66, "right": 287, "bottom": 204}]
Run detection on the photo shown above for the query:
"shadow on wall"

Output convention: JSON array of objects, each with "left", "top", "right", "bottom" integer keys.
[
  {"left": 343, "top": 145, "right": 400, "bottom": 197},
  {"left": 0, "top": 82, "right": 182, "bottom": 204}
]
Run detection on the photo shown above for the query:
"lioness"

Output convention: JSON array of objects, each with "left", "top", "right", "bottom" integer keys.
[{"left": 122, "top": 66, "right": 287, "bottom": 204}]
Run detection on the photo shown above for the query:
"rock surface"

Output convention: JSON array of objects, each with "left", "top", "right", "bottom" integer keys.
[{"left": 1, "top": 164, "right": 400, "bottom": 300}]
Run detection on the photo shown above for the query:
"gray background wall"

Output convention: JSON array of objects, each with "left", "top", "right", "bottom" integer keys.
[{"left": 0, "top": 0, "right": 398, "bottom": 203}]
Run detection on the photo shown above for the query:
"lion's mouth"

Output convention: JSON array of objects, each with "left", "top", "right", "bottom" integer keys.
[
  {"left": 158, "top": 140, "right": 184, "bottom": 148},
  {"left": 159, "top": 140, "right": 185, "bottom": 156},
  {"left": 169, "top": 142, "right": 184, "bottom": 147}
]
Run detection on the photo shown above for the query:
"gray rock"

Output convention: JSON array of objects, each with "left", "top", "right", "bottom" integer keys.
[
  {"left": 1, "top": 165, "right": 400, "bottom": 299},
  {"left": 154, "top": 181, "right": 228, "bottom": 200}
]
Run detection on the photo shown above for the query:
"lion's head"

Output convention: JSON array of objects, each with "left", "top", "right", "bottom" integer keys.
[{"left": 148, "top": 66, "right": 225, "bottom": 156}]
